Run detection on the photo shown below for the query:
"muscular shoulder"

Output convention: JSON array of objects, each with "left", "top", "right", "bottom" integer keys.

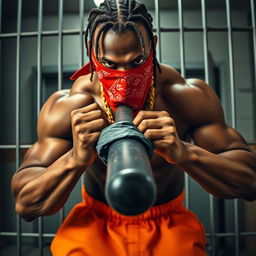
[
  {"left": 38, "top": 76, "right": 95, "bottom": 140},
  {"left": 157, "top": 64, "right": 185, "bottom": 86},
  {"left": 157, "top": 65, "right": 225, "bottom": 127}
]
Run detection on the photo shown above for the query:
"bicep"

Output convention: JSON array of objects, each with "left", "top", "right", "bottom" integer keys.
[
  {"left": 19, "top": 137, "right": 72, "bottom": 172},
  {"left": 183, "top": 79, "right": 248, "bottom": 153},
  {"left": 192, "top": 123, "right": 256, "bottom": 173},
  {"left": 18, "top": 90, "right": 75, "bottom": 171},
  {"left": 12, "top": 137, "right": 72, "bottom": 197},
  {"left": 17, "top": 88, "right": 96, "bottom": 172},
  {"left": 192, "top": 123, "right": 249, "bottom": 154}
]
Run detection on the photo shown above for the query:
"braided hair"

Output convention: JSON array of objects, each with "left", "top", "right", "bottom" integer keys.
[{"left": 85, "top": 0, "right": 161, "bottom": 84}]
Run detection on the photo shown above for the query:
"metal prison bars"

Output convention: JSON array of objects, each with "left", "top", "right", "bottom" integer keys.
[{"left": 0, "top": 0, "right": 256, "bottom": 255}]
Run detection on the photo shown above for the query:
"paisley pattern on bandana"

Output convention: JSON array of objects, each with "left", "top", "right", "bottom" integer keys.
[{"left": 92, "top": 51, "right": 153, "bottom": 114}]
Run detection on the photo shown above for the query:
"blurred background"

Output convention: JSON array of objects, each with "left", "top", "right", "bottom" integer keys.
[{"left": 0, "top": 0, "right": 256, "bottom": 255}]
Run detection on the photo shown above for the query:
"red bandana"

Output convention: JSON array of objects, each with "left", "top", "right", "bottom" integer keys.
[
  {"left": 70, "top": 51, "right": 153, "bottom": 115},
  {"left": 92, "top": 51, "right": 153, "bottom": 115}
]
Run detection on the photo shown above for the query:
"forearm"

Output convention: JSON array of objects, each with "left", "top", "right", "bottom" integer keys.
[
  {"left": 12, "top": 150, "right": 86, "bottom": 221},
  {"left": 178, "top": 142, "right": 256, "bottom": 200}
]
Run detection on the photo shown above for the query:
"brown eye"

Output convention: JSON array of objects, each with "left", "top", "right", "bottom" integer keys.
[
  {"left": 133, "top": 57, "right": 145, "bottom": 66},
  {"left": 103, "top": 61, "right": 116, "bottom": 68}
]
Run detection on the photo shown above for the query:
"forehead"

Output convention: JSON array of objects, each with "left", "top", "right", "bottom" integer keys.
[{"left": 93, "top": 23, "right": 151, "bottom": 54}]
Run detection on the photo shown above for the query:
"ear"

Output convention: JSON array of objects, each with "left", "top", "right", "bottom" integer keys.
[{"left": 153, "top": 35, "right": 157, "bottom": 48}]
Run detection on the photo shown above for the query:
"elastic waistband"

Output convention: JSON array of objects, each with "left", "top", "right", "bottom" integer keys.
[{"left": 82, "top": 187, "right": 184, "bottom": 222}]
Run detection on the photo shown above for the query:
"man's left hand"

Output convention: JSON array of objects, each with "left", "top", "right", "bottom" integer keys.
[{"left": 133, "top": 110, "right": 188, "bottom": 164}]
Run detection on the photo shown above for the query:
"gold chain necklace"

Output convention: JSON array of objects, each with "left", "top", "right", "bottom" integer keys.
[{"left": 100, "top": 76, "right": 155, "bottom": 123}]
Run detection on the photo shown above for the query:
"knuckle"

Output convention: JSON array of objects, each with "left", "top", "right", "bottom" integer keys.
[
  {"left": 71, "top": 114, "right": 80, "bottom": 125},
  {"left": 90, "top": 102, "right": 98, "bottom": 109},
  {"left": 164, "top": 117, "right": 174, "bottom": 126},
  {"left": 138, "top": 111, "right": 146, "bottom": 118},
  {"left": 166, "top": 126, "right": 175, "bottom": 134},
  {"left": 93, "top": 109, "right": 105, "bottom": 120},
  {"left": 99, "top": 118, "right": 106, "bottom": 127},
  {"left": 168, "top": 137, "right": 175, "bottom": 144},
  {"left": 81, "top": 134, "right": 89, "bottom": 143},
  {"left": 75, "top": 126, "right": 81, "bottom": 134},
  {"left": 144, "top": 130, "right": 151, "bottom": 137},
  {"left": 160, "top": 110, "right": 169, "bottom": 116},
  {"left": 140, "top": 120, "right": 149, "bottom": 131},
  {"left": 141, "top": 119, "right": 149, "bottom": 126},
  {"left": 95, "top": 109, "right": 102, "bottom": 116},
  {"left": 71, "top": 109, "right": 79, "bottom": 117},
  {"left": 169, "top": 126, "right": 175, "bottom": 134}
]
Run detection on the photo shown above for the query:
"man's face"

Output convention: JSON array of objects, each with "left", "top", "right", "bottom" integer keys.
[{"left": 93, "top": 24, "right": 153, "bottom": 71}]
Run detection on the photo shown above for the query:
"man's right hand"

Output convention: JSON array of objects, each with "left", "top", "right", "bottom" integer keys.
[{"left": 71, "top": 103, "right": 110, "bottom": 167}]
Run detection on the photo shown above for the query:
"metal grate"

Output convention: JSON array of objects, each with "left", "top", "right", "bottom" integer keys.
[{"left": 0, "top": 0, "right": 256, "bottom": 255}]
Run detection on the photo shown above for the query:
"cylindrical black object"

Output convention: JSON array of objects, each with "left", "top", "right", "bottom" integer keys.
[{"left": 105, "top": 105, "right": 157, "bottom": 216}]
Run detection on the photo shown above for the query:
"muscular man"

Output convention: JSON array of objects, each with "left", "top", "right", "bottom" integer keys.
[{"left": 11, "top": 0, "right": 256, "bottom": 255}]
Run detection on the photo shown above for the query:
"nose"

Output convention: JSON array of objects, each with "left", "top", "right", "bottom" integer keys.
[
  {"left": 117, "top": 64, "right": 133, "bottom": 71},
  {"left": 117, "top": 67, "right": 127, "bottom": 71}
]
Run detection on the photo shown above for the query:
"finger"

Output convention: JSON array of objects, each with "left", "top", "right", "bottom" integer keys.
[
  {"left": 137, "top": 119, "right": 162, "bottom": 133},
  {"left": 75, "top": 118, "right": 108, "bottom": 134},
  {"left": 137, "top": 117, "right": 174, "bottom": 133},
  {"left": 71, "top": 103, "right": 111, "bottom": 124},
  {"left": 71, "top": 103, "right": 99, "bottom": 116},
  {"left": 144, "top": 127, "right": 176, "bottom": 140},
  {"left": 72, "top": 109, "right": 106, "bottom": 125},
  {"left": 133, "top": 110, "right": 170, "bottom": 126}
]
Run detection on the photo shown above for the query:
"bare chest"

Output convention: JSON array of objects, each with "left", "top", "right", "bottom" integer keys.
[{"left": 84, "top": 92, "right": 189, "bottom": 204}]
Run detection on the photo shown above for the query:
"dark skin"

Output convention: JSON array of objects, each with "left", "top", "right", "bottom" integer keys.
[{"left": 11, "top": 24, "right": 256, "bottom": 221}]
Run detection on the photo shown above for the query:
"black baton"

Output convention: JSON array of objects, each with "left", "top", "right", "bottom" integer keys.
[{"left": 105, "top": 105, "right": 157, "bottom": 215}]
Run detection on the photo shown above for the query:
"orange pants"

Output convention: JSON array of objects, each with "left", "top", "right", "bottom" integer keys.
[{"left": 51, "top": 188, "right": 206, "bottom": 256}]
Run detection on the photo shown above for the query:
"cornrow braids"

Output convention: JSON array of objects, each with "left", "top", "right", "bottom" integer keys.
[
  {"left": 85, "top": 0, "right": 161, "bottom": 86},
  {"left": 125, "top": 21, "right": 145, "bottom": 53},
  {"left": 95, "top": 22, "right": 114, "bottom": 58}
]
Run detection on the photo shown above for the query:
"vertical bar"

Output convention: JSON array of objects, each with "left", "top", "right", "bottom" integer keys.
[
  {"left": 16, "top": 0, "right": 22, "bottom": 255},
  {"left": 201, "top": 0, "right": 209, "bottom": 84},
  {"left": 154, "top": 0, "right": 161, "bottom": 62},
  {"left": 177, "top": 0, "right": 189, "bottom": 209},
  {"left": 0, "top": 0, "right": 2, "bottom": 169},
  {"left": 250, "top": 0, "right": 256, "bottom": 138},
  {"left": 177, "top": 0, "right": 186, "bottom": 77},
  {"left": 201, "top": 1, "right": 215, "bottom": 255},
  {"left": 37, "top": 0, "right": 44, "bottom": 254},
  {"left": 225, "top": 1, "right": 239, "bottom": 256},
  {"left": 37, "top": 0, "right": 43, "bottom": 115},
  {"left": 0, "top": 0, "right": 2, "bottom": 33},
  {"left": 58, "top": 0, "right": 63, "bottom": 91},
  {"left": 79, "top": 0, "right": 85, "bottom": 67},
  {"left": 225, "top": 1, "right": 236, "bottom": 128},
  {"left": 0, "top": 0, "right": 2, "bottom": 120},
  {"left": 58, "top": 0, "right": 65, "bottom": 222},
  {"left": 79, "top": 0, "right": 85, "bottom": 188},
  {"left": 0, "top": 0, "right": 2, "bottom": 246}
]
